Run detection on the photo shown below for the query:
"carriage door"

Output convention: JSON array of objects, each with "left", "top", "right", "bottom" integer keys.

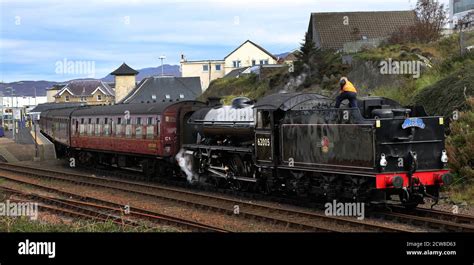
[{"left": 255, "top": 110, "right": 273, "bottom": 163}]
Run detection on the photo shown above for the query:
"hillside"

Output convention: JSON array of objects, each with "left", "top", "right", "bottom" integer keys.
[{"left": 0, "top": 81, "right": 57, "bottom": 97}]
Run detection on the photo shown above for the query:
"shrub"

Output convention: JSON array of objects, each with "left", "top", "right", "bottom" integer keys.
[{"left": 446, "top": 98, "right": 474, "bottom": 185}]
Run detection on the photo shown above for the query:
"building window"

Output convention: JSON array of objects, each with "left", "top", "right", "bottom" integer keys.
[
  {"left": 136, "top": 117, "right": 142, "bottom": 125},
  {"left": 215, "top": 64, "right": 221, "bottom": 71},
  {"left": 232, "top": 60, "right": 241, "bottom": 68},
  {"left": 252, "top": 60, "right": 256, "bottom": 66},
  {"left": 147, "top": 117, "right": 153, "bottom": 125},
  {"left": 81, "top": 96, "right": 87, "bottom": 102},
  {"left": 117, "top": 117, "right": 122, "bottom": 125},
  {"left": 65, "top": 95, "right": 70, "bottom": 102},
  {"left": 81, "top": 118, "right": 84, "bottom": 124},
  {"left": 97, "top": 94, "right": 102, "bottom": 101},
  {"left": 126, "top": 118, "right": 131, "bottom": 125},
  {"left": 202, "top": 64, "right": 209, "bottom": 72},
  {"left": 96, "top": 118, "right": 100, "bottom": 124},
  {"left": 259, "top": 60, "right": 269, "bottom": 65},
  {"left": 88, "top": 118, "right": 92, "bottom": 124}
]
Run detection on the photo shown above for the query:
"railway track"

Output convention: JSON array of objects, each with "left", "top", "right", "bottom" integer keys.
[
  {"left": 368, "top": 205, "right": 474, "bottom": 232},
  {"left": 0, "top": 162, "right": 409, "bottom": 232},
  {"left": 0, "top": 186, "right": 139, "bottom": 227},
  {"left": 0, "top": 184, "right": 229, "bottom": 233}
]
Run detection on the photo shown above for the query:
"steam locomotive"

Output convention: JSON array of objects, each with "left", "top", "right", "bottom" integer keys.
[{"left": 40, "top": 92, "right": 453, "bottom": 208}]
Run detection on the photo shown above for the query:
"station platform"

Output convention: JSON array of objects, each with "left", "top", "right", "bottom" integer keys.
[{"left": 0, "top": 127, "right": 56, "bottom": 162}]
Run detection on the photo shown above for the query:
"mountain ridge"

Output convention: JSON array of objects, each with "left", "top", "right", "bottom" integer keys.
[{"left": 1, "top": 64, "right": 181, "bottom": 97}]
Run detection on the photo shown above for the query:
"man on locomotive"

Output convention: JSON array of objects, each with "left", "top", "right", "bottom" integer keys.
[{"left": 335, "top": 77, "right": 358, "bottom": 108}]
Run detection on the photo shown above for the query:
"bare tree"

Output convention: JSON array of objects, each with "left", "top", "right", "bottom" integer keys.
[
  {"left": 389, "top": 0, "right": 447, "bottom": 44},
  {"left": 414, "top": 0, "right": 447, "bottom": 42}
]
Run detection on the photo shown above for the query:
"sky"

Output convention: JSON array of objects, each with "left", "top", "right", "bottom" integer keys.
[{"left": 0, "top": 0, "right": 450, "bottom": 82}]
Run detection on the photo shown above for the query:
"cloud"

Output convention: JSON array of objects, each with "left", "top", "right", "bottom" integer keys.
[{"left": 0, "top": 0, "right": 429, "bottom": 82}]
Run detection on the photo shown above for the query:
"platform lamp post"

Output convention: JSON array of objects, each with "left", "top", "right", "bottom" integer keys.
[
  {"left": 33, "top": 114, "right": 39, "bottom": 161},
  {"left": 159, "top": 55, "right": 166, "bottom": 76},
  {"left": 6, "top": 87, "right": 15, "bottom": 141}
]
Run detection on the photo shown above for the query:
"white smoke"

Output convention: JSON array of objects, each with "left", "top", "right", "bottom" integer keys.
[
  {"left": 282, "top": 72, "right": 307, "bottom": 92},
  {"left": 175, "top": 148, "right": 198, "bottom": 183}
]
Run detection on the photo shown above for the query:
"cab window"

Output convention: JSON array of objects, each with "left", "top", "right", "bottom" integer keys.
[{"left": 257, "top": 111, "right": 271, "bottom": 129}]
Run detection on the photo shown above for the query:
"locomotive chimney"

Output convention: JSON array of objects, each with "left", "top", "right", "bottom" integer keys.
[{"left": 207, "top": 97, "right": 222, "bottom": 107}]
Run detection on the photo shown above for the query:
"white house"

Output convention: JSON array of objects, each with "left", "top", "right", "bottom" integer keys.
[{"left": 181, "top": 40, "right": 278, "bottom": 90}]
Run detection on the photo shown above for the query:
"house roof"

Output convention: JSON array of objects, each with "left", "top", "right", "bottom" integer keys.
[
  {"left": 47, "top": 84, "right": 66, "bottom": 91},
  {"left": 283, "top": 52, "right": 297, "bottom": 61},
  {"left": 224, "top": 40, "right": 278, "bottom": 60},
  {"left": 121, "top": 76, "right": 202, "bottom": 104},
  {"left": 181, "top": 60, "right": 225, "bottom": 64},
  {"left": 71, "top": 101, "right": 205, "bottom": 116},
  {"left": 308, "top": 10, "right": 416, "bottom": 50},
  {"left": 224, "top": 67, "right": 251, "bottom": 78},
  {"left": 55, "top": 80, "right": 115, "bottom": 97},
  {"left": 110, "top": 63, "right": 139, "bottom": 76},
  {"left": 29, "top": 102, "right": 85, "bottom": 113}
]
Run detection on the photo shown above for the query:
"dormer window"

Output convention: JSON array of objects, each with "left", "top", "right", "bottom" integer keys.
[
  {"left": 152, "top": 94, "right": 157, "bottom": 100},
  {"left": 165, "top": 94, "right": 171, "bottom": 99},
  {"left": 97, "top": 94, "right": 102, "bottom": 101},
  {"left": 179, "top": 94, "right": 184, "bottom": 99},
  {"left": 65, "top": 95, "right": 70, "bottom": 102}
]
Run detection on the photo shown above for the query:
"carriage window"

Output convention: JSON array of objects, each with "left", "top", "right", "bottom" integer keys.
[
  {"left": 125, "top": 123, "right": 132, "bottom": 138},
  {"left": 146, "top": 124, "right": 154, "bottom": 140},
  {"left": 257, "top": 111, "right": 271, "bottom": 129},
  {"left": 135, "top": 123, "right": 143, "bottom": 139},
  {"left": 104, "top": 118, "right": 110, "bottom": 136}
]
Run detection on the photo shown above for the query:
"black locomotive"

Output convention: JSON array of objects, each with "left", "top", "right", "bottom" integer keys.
[{"left": 179, "top": 92, "right": 452, "bottom": 208}]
